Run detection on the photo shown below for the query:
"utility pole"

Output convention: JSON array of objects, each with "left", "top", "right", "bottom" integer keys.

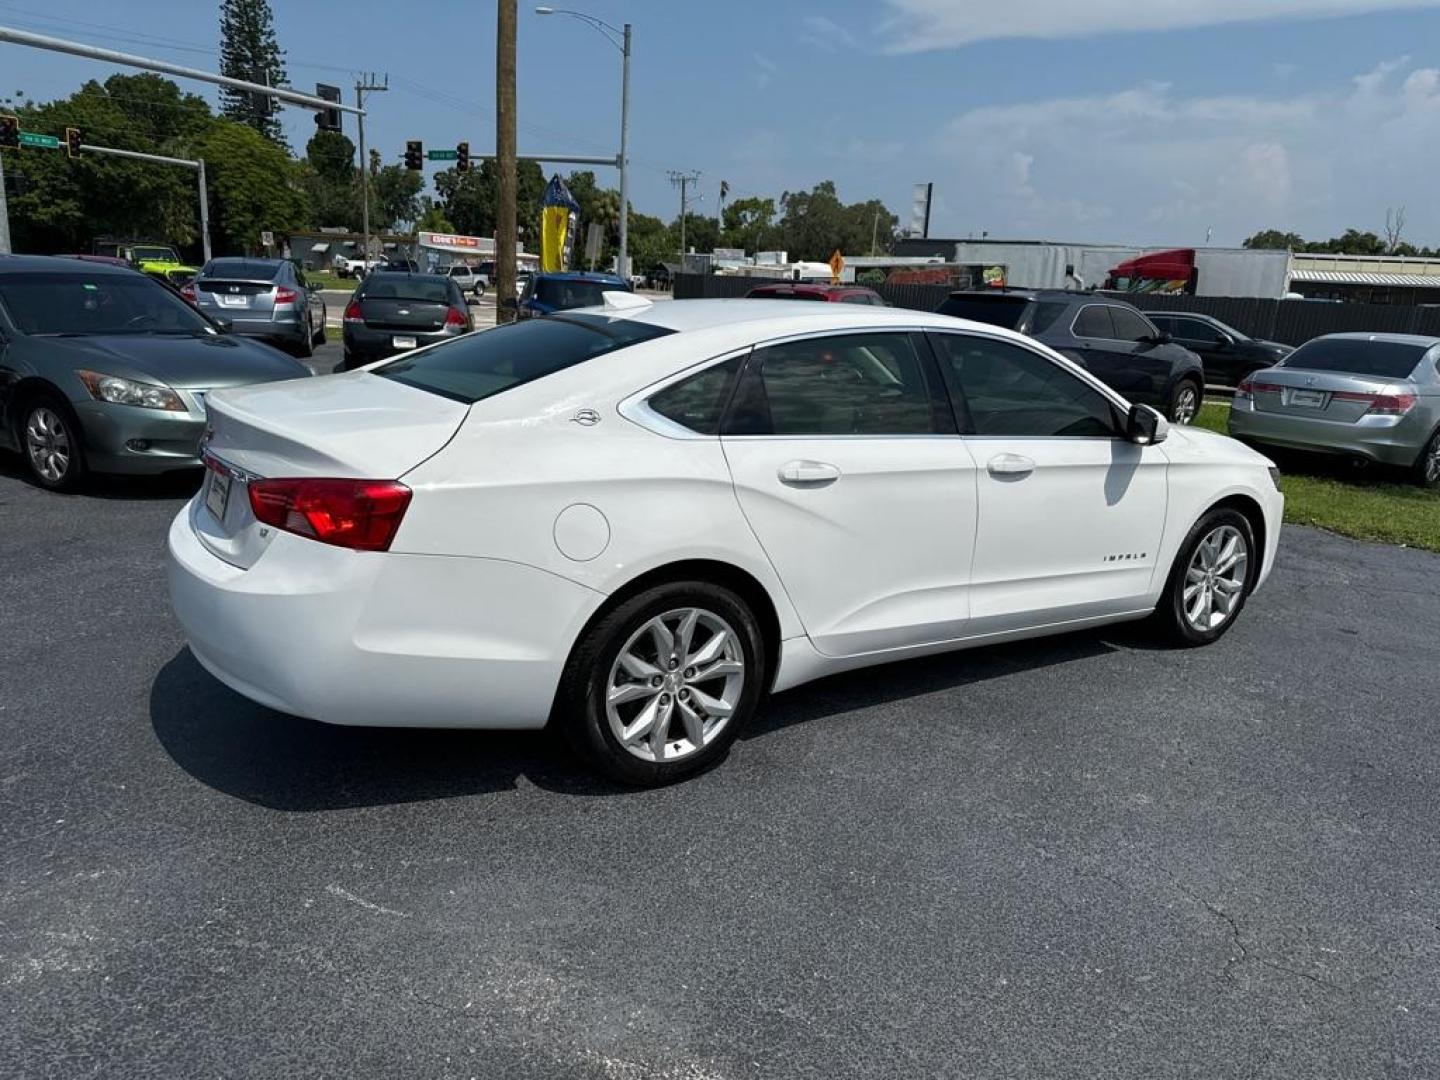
[
  {"left": 355, "top": 73, "right": 387, "bottom": 265},
  {"left": 496, "top": 0, "right": 518, "bottom": 322},
  {"left": 0, "top": 150, "right": 10, "bottom": 254},
  {"left": 871, "top": 209, "right": 879, "bottom": 256},
  {"left": 668, "top": 170, "right": 699, "bottom": 257}
]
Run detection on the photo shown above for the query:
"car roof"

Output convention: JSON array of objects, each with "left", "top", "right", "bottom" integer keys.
[
  {"left": 584, "top": 297, "right": 1009, "bottom": 337},
  {"left": 0, "top": 253, "right": 137, "bottom": 276},
  {"left": 535, "top": 271, "right": 625, "bottom": 282},
  {"left": 749, "top": 283, "right": 875, "bottom": 294}
]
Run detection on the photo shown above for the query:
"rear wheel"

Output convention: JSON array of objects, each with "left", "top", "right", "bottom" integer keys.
[
  {"left": 1415, "top": 427, "right": 1440, "bottom": 489},
  {"left": 314, "top": 304, "right": 327, "bottom": 345},
  {"left": 293, "top": 324, "right": 314, "bottom": 359},
  {"left": 1168, "top": 379, "right": 1202, "bottom": 425},
  {"left": 19, "top": 393, "right": 87, "bottom": 492},
  {"left": 1152, "top": 507, "right": 1256, "bottom": 646},
  {"left": 557, "top": 581, "right": 766, "bottom": 786}
]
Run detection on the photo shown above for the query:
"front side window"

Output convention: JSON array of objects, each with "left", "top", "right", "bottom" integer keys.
[
  {"left": 647, "top": 356, "right": 745, "bottom": 434},
  {"left": 931, "top": 334, "right": 1120, "bottom": 438},
  {"left": 1073, "top": 305, "right": 1114, "bottom": 339},
  {"left": 1109, "top": 306, "right": 1155, "bottom": 342},
  {"left": 724, "top": 332, "right": 947, "bottom": 436}
]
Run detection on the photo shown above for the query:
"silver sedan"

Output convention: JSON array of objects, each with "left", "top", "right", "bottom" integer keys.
[{"left": 1228, "top": 332, "right": 1440, "bottom": 487}]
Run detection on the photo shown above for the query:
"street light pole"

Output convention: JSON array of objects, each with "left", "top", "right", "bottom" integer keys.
[{"left": 535, "top": 8, "right": 631, "bottom": 278}]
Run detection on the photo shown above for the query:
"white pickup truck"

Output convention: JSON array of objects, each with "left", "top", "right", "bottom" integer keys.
[
  {"left": 444, "top": 263, "right": 487, "bottom": 298},
  {"left": 333, "top": 254, "right": 385, "bottom": 279}
]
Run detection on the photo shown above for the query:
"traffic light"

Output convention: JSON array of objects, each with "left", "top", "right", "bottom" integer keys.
[
  {"left": 0, "top": 115, "right": 18, "bottom": 149},
  {"left": 314, "top": 84, "right": 342, "bottom": 133},
  {"left": 65, "top": 127, "right": 82, "bottom": 159},
  {"left": 456, "top": 141, "right": 469, "bottom": 173},
  {"left": 404, "top": 139, "right": 422, "bottom": 170}
]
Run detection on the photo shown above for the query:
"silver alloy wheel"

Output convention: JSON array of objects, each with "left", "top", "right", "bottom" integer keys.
[
  {"left": 1172, "top": 384, "right": 1200, "bottom": 425},
  {"left": 605, "top": 607, "right": 745, "bottom": 764},
  {"left": 1425, "top": 436, "right": 1440, "bottom": 483},
  {"left": 24, "top": 405, "right": 71, "bottom": 484},
  {"left": 1183, "top": 524, "right": 1249, "bottom": 632}
]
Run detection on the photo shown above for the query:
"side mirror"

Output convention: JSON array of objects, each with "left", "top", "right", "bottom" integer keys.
[
  {"left": 1212, "top": 334, "right": 1232, "bottom": 350},
  {"left": 1143, "top": 331, "right": 1172, "bottom": 345},
  {"left": 212, "top": 316, "right": 234, "bottom": 333},
  {"left": 1126, "top": 403, "right": 1169, "bottom": 446}
]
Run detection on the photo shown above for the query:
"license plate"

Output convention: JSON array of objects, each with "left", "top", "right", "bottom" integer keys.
[
  {"left": 205, "top": 466, "right": 232, "bottom": 521},
  {"left": 219, "top": 295, "right": 248, "bottom": 308},
  {"left": 392, "top": 335, "right": 418, "bottom": 350},
  {"left": 1289, "top": 389, "right": 1326, "bottom": 408}
]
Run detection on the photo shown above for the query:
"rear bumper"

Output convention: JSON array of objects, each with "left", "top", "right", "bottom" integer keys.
[
  {"left": 342, "top": 325, "right": 461, "bottom": 366},
  {"left": 212, "top": 314, "right": 307, "bottom": 345},
  {"left": 166, "top": 501, "right": 604, "bottom": 729},
  {"left": 75, "top": 399, "right": 206, "bottom": 474},
  {"left": 1228, "top": 401, "right": 1425, "bottom": 467}
]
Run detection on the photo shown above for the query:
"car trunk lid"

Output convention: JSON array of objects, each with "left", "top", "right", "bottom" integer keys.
[
  {"left": 197, "top": 277, "right": 279, "bottom": 315},
  {"left": 1246, "top": 368, "right": 1407, "bottom": 423},
  {"left": 193, "top": 372, "right": 469, "bottom": 568},
  {"left": 360, "top": 297, "right": 450, "bottom": 331}
]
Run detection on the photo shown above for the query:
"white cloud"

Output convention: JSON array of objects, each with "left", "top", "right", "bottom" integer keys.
[
  {"left": 799, "top": 14, "right": 857, "bottom": 52},
  {"left": 749, "top": 51, "right": 777, "bottom": 89},
  {"left": 883, "top": 0, "right": 1440, "bottom": 51},
  {"left": 933, "top": 59, "right": 1440, "bottom": 244}
]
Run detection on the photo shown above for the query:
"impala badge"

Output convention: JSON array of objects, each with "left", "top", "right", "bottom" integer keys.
[{"left": 571, "top": 409, "right": 601, "bottom": 427}]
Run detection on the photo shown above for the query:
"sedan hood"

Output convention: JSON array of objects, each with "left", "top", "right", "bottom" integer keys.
[
  {"left": 204, "top": 370, "right": 470, "bottom": 479},
  {"left": 37, "top": 332, "right": 310, "bottom": 389}
]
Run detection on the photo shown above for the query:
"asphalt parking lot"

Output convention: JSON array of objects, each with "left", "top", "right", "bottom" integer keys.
[{"left": 2, "top": 454, "right": 1438, "bottom": 1078}]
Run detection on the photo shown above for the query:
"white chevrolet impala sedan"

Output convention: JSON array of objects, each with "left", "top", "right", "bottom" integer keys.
[{"left": 168, "top": 296, "right": 1283, "bottom": 785}]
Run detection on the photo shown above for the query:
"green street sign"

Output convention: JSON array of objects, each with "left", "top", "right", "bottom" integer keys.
[
  {"left": 19, "top": 132, "right": 59, "bottom": 149},
  {"left": 427, "top": 149, "right": 458, "bottom": 161}
]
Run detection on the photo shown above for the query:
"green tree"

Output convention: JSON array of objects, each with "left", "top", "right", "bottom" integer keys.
[
  {"left": 201, "top": 121, "right": 307, "bottom": 252},
  {"left": 721, "top": 196, "right": 776, "bottom": 253},
  {"left": 625, "top": 210, "right": 674, "bottom": 272},
  {"left": 672, "top": 211, "right": 719, "bottom": 255},
  {"left": 3, "top": 75, "right": 215, "bottom": 254},
  {"left": 564, "top": 170, "right": 621, "bottom": 268},
  {"left": 218, "top": 0, "right": 289, "bottom": 146},
  {"left": 415, "top": 198, "right": 454, "bottom": 233},
  {"left": 1242, "top": 229, "right": 1306, "bottom": 250},
  {"left": 370, "top": 151, "right": 423, "bottom": 231},
  {"left": 302, "top": 129, "right": 357, "bottom": 229},
  {"left": 434, "top": 158, "right": 545, "bottom": 241}
]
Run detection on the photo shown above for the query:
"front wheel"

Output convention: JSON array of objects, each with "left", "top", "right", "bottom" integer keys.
[
  {"left": 1168, "top": 379, "right": 1202, "bottom": 425},
  {"left": 20, "top": 395, "right": 87, "bottom": 491},
  {"left": 1152, "top": 508, "right": 1256, "bottom": 646},
  {"left": 557, "top": 582, "right": 766, "bottom": 786}
]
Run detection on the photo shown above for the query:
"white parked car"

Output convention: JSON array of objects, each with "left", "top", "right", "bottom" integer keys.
[{"left": 168, "top": 298, "right": 1283, "bottom": 785}]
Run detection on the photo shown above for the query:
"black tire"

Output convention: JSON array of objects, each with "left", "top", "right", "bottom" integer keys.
[
  {"left": 1415, "top": 426, "right": 1440, "bottom": 489},
  {"left": 16, "top": 392, "right": 87, "bottom": 492},
  {"left": 1168, "top": 378, "right": 1203, "bottom": 425},
  {"left": 315, "top": 304, "right": 327, "bottom": 345},
  {"left": 293, "top": 325, "right": 314, "bottom": 359},
  {"left": 556, "top": 581, "right": 767, "bottom": 787},
  {"left": 1152, "top": 507, "right": 1257, "bottom": 647}
]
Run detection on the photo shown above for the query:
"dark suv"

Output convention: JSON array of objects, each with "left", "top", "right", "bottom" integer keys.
[{"left": 936, "top": 290, "right": 1206, "bottom": 424}]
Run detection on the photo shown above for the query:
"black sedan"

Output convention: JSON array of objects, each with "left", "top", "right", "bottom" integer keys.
[
  {"left": 1146, "top": 312, "right": 1293, "bottom": 387},
  {"left": 341, "top": 273, "right": 474, "bottom": 370},
  {"left": 936, "top": 290, "right": 1207, "bottom": 424},
  {"left": 0, "top": 255, "right": 311, "bottom": 490}
]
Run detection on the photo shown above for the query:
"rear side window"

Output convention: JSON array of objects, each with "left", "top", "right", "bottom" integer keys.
[
  {"left": 932, "top": 334, "right": 1119, "bottom": 438},
  {"left": 377, "top": 314, "right": 673, "bottom": 403},
  {"left": 936, "top": 295, "right": 1030, "bottom": 329},
  {"left": 1109, "top": 306, "right": 1155, "bottom": 342},
  {"left": 648, "top": 356, "right": 745, "bottom": 434},
  {"left": 1282, "top": 338, "right": 1429, "bottom": 379},
  {"left": 1025, "top": 301, "right": 1070, "bottom": 334},
  {"left": 724, "top": 332, "right": 949, "bottom": 436},
  {"left": 1073, "top": 305, "right": 1114, "bottom": 339}
]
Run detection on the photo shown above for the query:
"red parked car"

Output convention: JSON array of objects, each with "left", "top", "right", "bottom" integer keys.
[{"left": 745, "top": 283, "right": 887, "bottom": 306}]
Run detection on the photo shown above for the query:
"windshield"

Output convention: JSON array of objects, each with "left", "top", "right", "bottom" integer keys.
[
  {"left": 133, "top": 246, "right": 181, "bottom": 263},
  {"left": 204, "top": 259, "right": 281, "bottom": 280},
  {"left": 0, "top": 272, "right": 215, "bottom": 336},
  {"left": 360, "top": 276, "right": 452, "bottom": 303},
  {"left": 535, "top": 278, "right": 628, "bottom": 309},
  {"left": 377, "top": 313, "right": 673, "bottom": 403},
  {"left": 1281, "top": 338, "right": 1428, "bottom": 379}
]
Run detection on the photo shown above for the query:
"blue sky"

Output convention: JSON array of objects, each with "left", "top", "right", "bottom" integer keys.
[{"left": 5, "top": 0, "right": 1440, "bottom": 247}]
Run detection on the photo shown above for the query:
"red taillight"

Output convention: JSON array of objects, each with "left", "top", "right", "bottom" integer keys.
[
  {"left": 180, "top": 283, "right": 197, "bottom": 303},
  {"left": 444, "top": 306, "right": 468, "bottom": 328},
  {"left": 1235, "top": 374, "right": 1253, "bottom": 402},
  {"left": 274, "top": 286, "right": 298, "bottom": 305},
  {"left": 247, "top": 478, "right": 412, "bottom": 552},
  {"left": 344, "top": 300, "right": 363, "bottom": 322},
  {"left": 1330, "top": 390, "right": 1417, "bottom": 415}
]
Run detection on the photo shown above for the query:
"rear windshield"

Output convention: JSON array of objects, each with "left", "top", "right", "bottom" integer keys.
[
  {"left": 536, "top": 278, "right": 629, "bottom": 309},
  {"left": 1281, "top": 338, "right": 1429, "bottom": 379},
  {"left": 376, "top": 313, "right": 674, "bottom": 403},
  {"left": 204, "top": 259, "right": 281, "bottom": 280},
  {"left": 360, "top": 276, "right": 452, "bottom": 303},
  {"left": 936, "top": 295, "right": 1031, "bottom": 330}
]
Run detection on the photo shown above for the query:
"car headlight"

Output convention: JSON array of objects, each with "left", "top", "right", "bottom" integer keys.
[{"left": 76, "top": 370, "right": 187, "bottom": 412}]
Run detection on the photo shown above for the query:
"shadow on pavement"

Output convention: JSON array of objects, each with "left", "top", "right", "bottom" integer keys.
[
  {"left": 153, "top": 627, "right": 1121, "bottom": 811},
  {"left": 0, "top": 449, "right": 202, "bottom": 501}
]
